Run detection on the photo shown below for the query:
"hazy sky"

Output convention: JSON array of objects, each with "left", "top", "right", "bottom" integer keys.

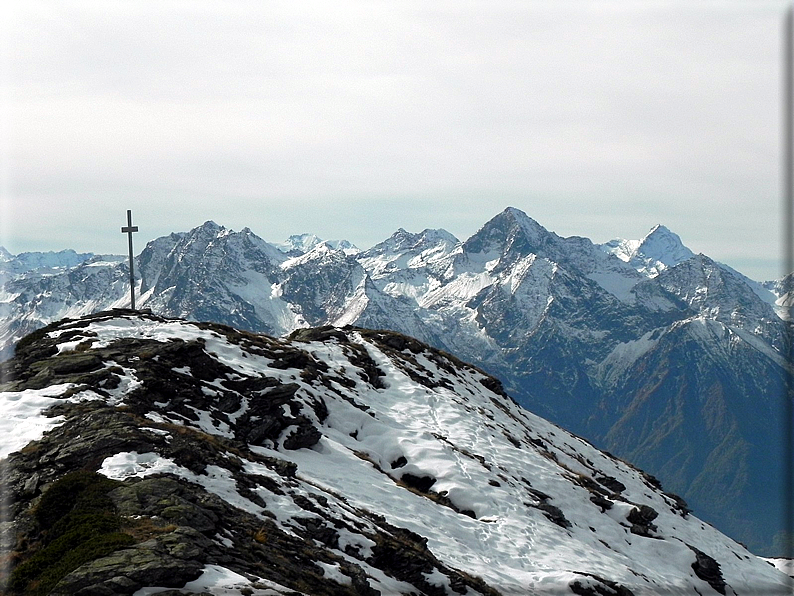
[{"left": 1, "top": 1, "right": 788, "bottom": 281}]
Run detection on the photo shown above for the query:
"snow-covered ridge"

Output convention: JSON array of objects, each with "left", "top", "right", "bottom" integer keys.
[
  {"left": 600, "top": 224, "right": 695, "bottom": 278},
  {"left": 271, "top": 233, "right": 359, "bottom": 256},
  {"left": 2, "top": 310, "right": 789, "bottom": 595},
  {"left": 0, "top": 248, "right": 116, "bottom": 276},
  {"left": 1, "top": 207, "right": 789, "bottom": 556}
]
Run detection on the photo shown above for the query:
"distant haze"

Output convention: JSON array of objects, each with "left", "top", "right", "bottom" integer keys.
[{"left": 1, "top": 1, "right": 787, "bottom": 282}]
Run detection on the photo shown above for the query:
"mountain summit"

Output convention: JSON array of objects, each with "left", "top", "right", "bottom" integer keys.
[
  {"left": 1, "top": 311, "right": 789, "bottom": 595},
  {"left": 0, "top": 208, "right": 789, "bottom": 554},
  {"left": 601, "top": 224, "right": 695, "bottom": 277}
]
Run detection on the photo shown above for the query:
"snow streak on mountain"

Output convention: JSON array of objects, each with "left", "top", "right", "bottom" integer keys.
[
  {"left": 0, "top": 311, "right": 790, "bottom": 595},
  {"left": 0, "top": 207, "right": 790, "bottom": 555}
]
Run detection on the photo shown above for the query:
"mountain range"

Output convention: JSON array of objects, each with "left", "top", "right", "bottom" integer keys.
[
  {"left": 0, "top": 309, "right": 790, "bottom": 595},
  {"left": 0, "top": 207, "right": 790, "bottom": 555}
]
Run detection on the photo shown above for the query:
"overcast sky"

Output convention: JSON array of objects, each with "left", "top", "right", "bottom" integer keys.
[{"left": 1, "top": 1, "right": 788, "bottom": 281}]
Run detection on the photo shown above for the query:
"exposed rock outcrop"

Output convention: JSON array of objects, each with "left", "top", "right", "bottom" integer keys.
[{"left": 0, "top": 311, "right": 788, "bottom": 595}]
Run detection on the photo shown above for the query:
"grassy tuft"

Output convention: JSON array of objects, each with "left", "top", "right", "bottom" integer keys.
[{"left": 8, "top": 470, "right": 134, "bottom": 595}]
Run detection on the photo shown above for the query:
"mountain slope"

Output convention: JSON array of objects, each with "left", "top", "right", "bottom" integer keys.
[
  {"left": 0, "top": 207, "right": 790, "bottom": 554},
  {"left": 1, "top": 310, "right": 789, "bottom": 595}
]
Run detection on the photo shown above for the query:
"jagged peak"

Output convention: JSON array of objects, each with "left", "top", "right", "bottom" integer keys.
[
  {"left": 501, "top": 206, "right": 546, "bottom": 232},
  {"left": 286, "top": 233, "right": 323, "bottom": 249},
  {"left": 601, "top": 224, "right": 695, "bottom": 278},
  {"left": 0, "top": 248, "right": 96, "bottom": 273},
  {"left": 14, "top": 248, "right": 88, "bottom": 259},
  {"left": 161, "top": 221, "right": 287, "bottom": 267},
  {"left": 417, "top": 228, "right": 459, "bottom": 245},
  {"left": 389, "top": 227, "right": 415, "bottom": 242},
  {"left": 272, "top": 234, "right": 358, "bottom": 257},
  {"left": 464, "top": 207, "right": 554, "bottom": 257},
  {"left": 280, "top": 241, "right": 356, "bottom": 272},
  {"left": 365, "top": 228, "right": 421, "bottom": 255},
  {"left": 323, "top": 239, "right": 359, "bottom": 253},
  {"left": 197, "top": 220, "right": 223, "bottom": 232},
  {"left": 363, "top": 227, "right": 459, "bottom": 261},
  {"left": 635, "top": 224, "right": 694, "bottom": 266},
  {"left": 143, "top": 231, "right": 186, "bottom": 248},
  {"left": 179, "top": 220, "right": 227, "bottom": 244}
]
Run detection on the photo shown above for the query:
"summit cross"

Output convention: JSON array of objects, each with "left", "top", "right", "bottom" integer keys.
[{"left": 121, "top": 210, "right": 139, "bottom": 310}]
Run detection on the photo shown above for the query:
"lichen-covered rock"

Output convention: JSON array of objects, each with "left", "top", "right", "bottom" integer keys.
[{"left": 50, "top": 528, "right": 210, "bottom": 596}]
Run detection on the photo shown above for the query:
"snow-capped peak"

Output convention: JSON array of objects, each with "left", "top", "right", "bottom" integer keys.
[
  {"left": 637, "top": 224, "right": 695, "bottom": 267},
  {"left": 272, "top": 234, "right": 358, "bottom": 256},
  {"left": 174, "top": 221, "right": 285, "bottom": 263},
  {"left": 461, "top": 207, "right": 556, "bottom": 270},
  {"left": 602, "top": 224, "right": 694, "bottom": 278},
  {"left": 322, "top": 238, "right": 359, "bottom": 254},
  {"left": 417, "top": 228, "right": 459, "bottom": 247},
  {"left": 274, "top": 233, "right": 324, "bottom": 255},
  {"left": 0, "top": 248, "right": 97, "bottom": 275},
  {"left": 197, "top": 220, "right": 223, "bottom": 233},
  {"left": 362, "top": 227, "right": 458, "bottom": 260},
  {"left": 378, "top": 228, "right": 420, "bottom": 252}
]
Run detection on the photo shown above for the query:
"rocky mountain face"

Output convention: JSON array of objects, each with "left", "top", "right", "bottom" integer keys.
[
  {"left": 0, "top": 310, "right": 790, "bottom": 595},
  {"left": 0, "top": 207, "right": 790, "bottom": 555}
]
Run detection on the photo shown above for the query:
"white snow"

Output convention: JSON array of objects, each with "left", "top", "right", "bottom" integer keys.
[
  {"left": 602, "top": 225, "right": 695, "bottom": 279},
  {"left": 99, "top": 451, "right": 179, "bottom": 480},
  {"left": 596, "top": 330, "right": 660, "bottom": 386},
  {"left": 766, "top": 558, "right": 794, "bottom": 577},
  {"left": 316, "top": 561, "right": 352, "bottom": 586},
  {"left": 5, "top": 312, "right": 790, "bottom": 595},
  {"left": 0, "top": 384, "right": 77, "bottom": 458},
  {"left": 99, "top": 451, "right": 265, "bottom": 517},
  {"left": 132, "top": 564, "right": 293, "bottom": 596}
]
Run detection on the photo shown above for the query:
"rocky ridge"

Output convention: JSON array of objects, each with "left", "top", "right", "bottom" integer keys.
[
  {"left": 0, "top": 310, "right": 790, "bottom": 595},
  {"left": 0, "top": 208, "right": 791, "bottom": 554}
]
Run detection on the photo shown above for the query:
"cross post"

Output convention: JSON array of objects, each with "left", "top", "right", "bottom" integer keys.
[{"left": 121, "top": 210, "right": 139, "bottom": 310}]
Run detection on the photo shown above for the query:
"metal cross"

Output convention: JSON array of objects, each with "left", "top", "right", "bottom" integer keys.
[{"left": 121, "top": 210, "right": 139, "bottom": 310}]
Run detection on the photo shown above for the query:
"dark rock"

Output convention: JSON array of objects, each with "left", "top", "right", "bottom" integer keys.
[
  {"left": 535, "top": 501, "right": 571, "bottom": 529},
  {"left": 341, "top": 343, "right": 386, "bottom": 389},
  {"left": 50, "top": 528, "right": 209, "bottom": 596},
  {"left": 289, "top": 326, "right": 350, "bottom": 344},
  {"left": 270, "top": 350, "right": 310, "bottom": 370},
  {"left": 400, "top": 473, "right": 437, "bottom": 493},
  {"left": 479, "top": 375, "right": 507, "bottom": 397},
  {"left": 627, "top": 505, "right": 659, "bottom": 537},
  {"left": 110, "top": 477, "right": 222, "bottom": 534},
  {"left": 570, "top": 573, "right": 635, "bottom": 596},
  {"left": 244, "top": 416, "right": 282, "bottom": 446},
  {"left": 48, "top": 352, "right": 104, "bottom": 375},
  {"left": 295, "top": 517, "right": 339, "bottom": 549},
  {"left": 590, "top": 494, "right": 613, "bottom": 512},
  {"left": 689, "top": 546, "right": 727, "bottom": 595},
  {"left": 665, "top": 492, "right": 691, "bottom": 516},
  {"left": 595, "top": 475, "right": 626, "bottom": 494},
  {"left": 282, "top": 419, "right": 322, "bottom": 450},
  {"left": 390, "top": 456, "right": 408, "bottom": 469},
  {"left": 216, "top": 393, "right": 242, "bottom": 413}
]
